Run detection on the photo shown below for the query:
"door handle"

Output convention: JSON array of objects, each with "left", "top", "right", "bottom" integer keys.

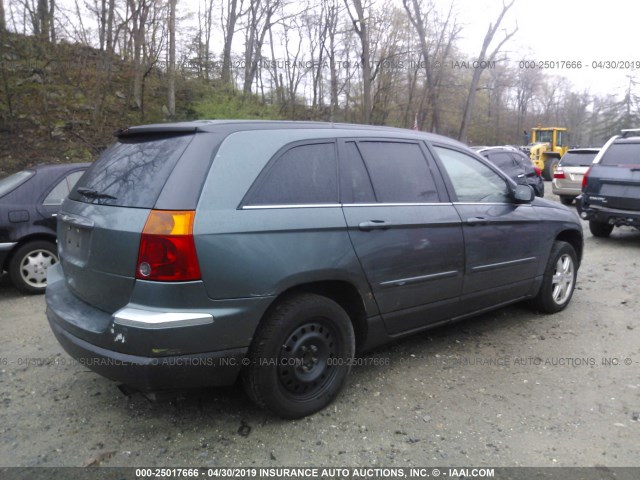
[
  {"left": 466, "top": 217, "right": 487, "bottom": 225},
  {"left": 358, "top": 220, "right": 390, "bottom": 231}
]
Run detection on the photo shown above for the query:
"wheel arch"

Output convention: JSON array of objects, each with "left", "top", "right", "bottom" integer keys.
[
  {"left": 259, "top": 280, "right": 371, "bottom": 351},
  {"left": 555, "top": 229, "right": 583, "bottom": 266}
]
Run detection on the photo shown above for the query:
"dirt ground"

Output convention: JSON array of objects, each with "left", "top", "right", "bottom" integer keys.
[{"left": 1, "top": 186, "right": 639, "bottom": 468}]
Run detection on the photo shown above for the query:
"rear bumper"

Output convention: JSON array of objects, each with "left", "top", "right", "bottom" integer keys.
[
  {"left": 48, "top": 313, "right": 246, "bottom": 391},
  {"left": 44, "top": 264, "right": 273, "bottom": 391},
  {"left": 551, "top": 181, "right": 581, "bottom": 197},
  {"left": 576, "top": 196, "right": 640, "bottom": 227}
]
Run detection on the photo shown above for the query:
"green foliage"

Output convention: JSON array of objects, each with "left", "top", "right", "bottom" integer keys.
[{"left": 192, "top": 86, "right": 283, "bottom": 120}]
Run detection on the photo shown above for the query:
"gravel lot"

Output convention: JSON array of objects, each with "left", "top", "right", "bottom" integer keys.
[{"left": 1, "top": 188, "right": 639, "bottom": 468}]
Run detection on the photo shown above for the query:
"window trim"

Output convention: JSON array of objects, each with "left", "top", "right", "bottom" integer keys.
[
  {"left": 39, "top": 168, "right": 87, "bottom": 207},
  {"left": 239, "top": 139, "right": 339, "bottom": 209}
]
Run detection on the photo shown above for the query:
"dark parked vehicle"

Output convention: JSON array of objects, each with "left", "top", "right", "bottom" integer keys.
[
  {"left": 473, "top": 146, "right": 544, "bottom": 197},
  {"left": 577, "top": 129, "right": 640, "bottom": 237},
  {"left": 552, "top": 148, "right": 600, "bottom": 205},
  {"left": 47, "top": 121, "right": 583, "bottom": 418},
  {"left": 0, "top": 163, "right": 89, "bottom": 293}
]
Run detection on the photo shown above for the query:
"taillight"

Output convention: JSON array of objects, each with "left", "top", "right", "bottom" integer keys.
[
  {"left": 534, "top": 166, "right": 542, "bottom": 177},
  {"left": 553, "top": 168, "right": 565, "bottom": 179},
  {"left": 582, "top": 166, "right": 592, "bottom": 191},
  {"left": 136, "top": 210, "right": 201, "bottom": 281}
]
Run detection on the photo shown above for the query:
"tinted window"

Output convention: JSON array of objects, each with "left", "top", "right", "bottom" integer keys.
[
  {"left": 69, "top": 134, "right": 193, "bottom": 208},
  {"left": 600, "top": 143, "right": 640, "bottom": 166},
  {"left": 435, "top": 147, "right": 510, "bottom": 203},
  {"left": 356, "top": 141, "right": 439, "bottom": 203},
  {"left": 340, "top": 142, "right": 376, "bottom": 203},
  {"left": 245, "top": 143, "right": 338, "bottom": 205},
  {"left": 486, "top": 152, "right": 519, "bottom": 176},
  {"left": 0, "top": 170, "right": 34, "bottom": 198}
]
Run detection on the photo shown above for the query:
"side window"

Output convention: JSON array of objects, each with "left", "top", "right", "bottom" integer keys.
[
  {"left": 435, "top": 147, "right": 511, "bottom": 203},
  {"left": 43, "top": 177, "right": 71, "bottom": 206},
  {"left": 340, "top": 142, "right": 376, "bottom": 204},
  {"left": 244, "top": 142, "right": 338, "bottom": 205},
  {"left": 487, "top": 152, "right": 517, "bottom": 175},
  {"left": 356, "top": 141, "right": 439, "bottom": 203}
]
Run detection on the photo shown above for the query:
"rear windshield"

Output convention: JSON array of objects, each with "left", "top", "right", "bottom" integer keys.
[
  {"left": 0, "top": 170, "right": 34, "bottom": 198},
  {"left": 600, "top": 143, "right": 640, "bottom": 166},
  {"left": 560, "top": 151, "right": 598, "bottom": 167},
  {"left": 69, "top": 134, "right": 193, "bottom": 208}
]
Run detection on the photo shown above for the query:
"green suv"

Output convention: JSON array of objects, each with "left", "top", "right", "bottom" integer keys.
[{"left": 47, "top": 121, "right": 583, "bottom": 418}]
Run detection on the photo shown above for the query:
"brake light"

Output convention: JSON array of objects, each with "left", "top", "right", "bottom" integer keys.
[
  {"left": 553, "top": 168, "right": 565, "bottom": 179},
  {"left": 534, "top": 166, "right": 542, "bottom": 177},
  {"left": 136, "top": 210, "right": 201, "bottom": 281},
  {"left": 582, "top": 166, "right": 592, "bottom": 191}
]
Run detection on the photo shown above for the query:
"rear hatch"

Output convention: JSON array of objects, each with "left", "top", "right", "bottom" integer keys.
[
  {"left": 587, "top": 140, "right": 640, "bottom": 210},
  {"left": 558, "top": 150, "right": 598, "bottom": 185},
  {"left": 59, "top": 130, "right": 209, "bottom": 313}
]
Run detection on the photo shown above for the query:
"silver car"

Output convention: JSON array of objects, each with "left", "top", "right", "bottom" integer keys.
[{"left": 552, "top": 148, "right": 600, "bottom": 205}]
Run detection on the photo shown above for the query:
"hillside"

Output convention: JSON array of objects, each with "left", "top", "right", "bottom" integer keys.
[{"left": 0, "top": 33, "right": 195, "bottom": 176}]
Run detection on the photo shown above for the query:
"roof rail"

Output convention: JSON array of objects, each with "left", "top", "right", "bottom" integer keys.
[{"left": 621, "top": 128, "right": 640, "bottom": 138}]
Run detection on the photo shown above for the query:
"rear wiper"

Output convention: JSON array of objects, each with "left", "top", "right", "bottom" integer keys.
[{"left": 77, "top": 187, "right": 117, "bottom": 200}]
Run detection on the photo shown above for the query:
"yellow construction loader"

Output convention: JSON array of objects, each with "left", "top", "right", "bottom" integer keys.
[{"left": 522, "top": 127, "right": 568, "bottom": 180}]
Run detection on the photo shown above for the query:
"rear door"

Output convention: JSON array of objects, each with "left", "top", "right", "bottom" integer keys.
[
  {"left": 432, "top": 145, "right": 542, "bottom": 311},
  {"left": 340, "top": 139, "right": 464, "bottom": 334}
]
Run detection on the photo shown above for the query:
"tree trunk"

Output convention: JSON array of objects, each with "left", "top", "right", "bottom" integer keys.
[
  {"left": 458, "top": 0, "right": 516, "bottom": 143},
  {"left": 221, "top": 0, "right": 240, "bottom": 85},
  {"left": 168, "top": 0, "right": 176, "bottom": 117},
  {"left": 345, "top": 0, "right": 371, "bottom": 123}
]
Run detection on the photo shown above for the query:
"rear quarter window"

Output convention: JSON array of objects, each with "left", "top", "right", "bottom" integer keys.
[
  {"left": 69, "top": 134, "right": 193, "bottom": 208},
  {"left": 243, "top": 142, "right": 338, "bottom": 206}
]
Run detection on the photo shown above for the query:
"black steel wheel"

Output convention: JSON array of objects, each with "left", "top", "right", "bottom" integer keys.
[{"left": 243, "top": 293, "right": 355, "bottom": 419}]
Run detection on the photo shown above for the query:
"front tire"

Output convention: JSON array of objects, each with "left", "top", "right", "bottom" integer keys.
[
  {"left": 243, "top": 293, "right": 355, "bottom": 419},
  {"left": 532, "top": 241, "right": 577, "bottom": 314},
  {"left": 589, "top": 221, "right": 613, "bottom": 238},
  {"left": 8, "top": 240, "right": 58, "bottom": 294}
]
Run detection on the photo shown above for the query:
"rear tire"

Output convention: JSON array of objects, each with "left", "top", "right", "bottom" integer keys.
[
  {"left": 589, "top": 221, "right": 613, "bottom": 238},
  {"left": 559, "top": 196, "right": 574, "bottom": 206},
  {"left": 243, "top": 293, "right": 355, "bottom": 419},
  {"left": 531, "top": 241, "right": 577, "bottom": 314},
  {"left": 8, "top": 240, "right": 58, "bottom": 294}
]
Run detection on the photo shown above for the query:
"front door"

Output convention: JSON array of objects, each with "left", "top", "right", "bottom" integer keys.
[{"left": 432, "top": 146, "right": 541, "bottom": 312}]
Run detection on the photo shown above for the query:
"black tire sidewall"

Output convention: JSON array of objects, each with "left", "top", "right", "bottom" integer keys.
[
  {"left": 244, "top": 294, "right": 355, "bottom": 419},
  {"left": 589, "top": 220, "right": 613, "bottom": 238}
]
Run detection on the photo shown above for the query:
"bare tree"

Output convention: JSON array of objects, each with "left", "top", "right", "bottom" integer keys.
[
  {"left": 167, "top": 0, "right": 176, "bottom": 117},
  {"left": 403, "top": 0, "right": 459, "bottom": 133},
  {"left": 458, "top": 0, "right": 517, "bottom": 142},
  {"left": 220, "top": 0, "right": 244, "bottom": 85},
  {"left": 0, "top": 0, "right": 6, "bottom": 32},
  {"left": 344, "top": 0, "right": 371, "bottom": 123},
  {"left": 243, "top": 0, "right": 280, "bottom": 95}
]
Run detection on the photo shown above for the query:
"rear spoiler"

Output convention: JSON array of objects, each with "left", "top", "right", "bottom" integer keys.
[{"left": 115, "top": 125, "right": 199, "bottom": 138}]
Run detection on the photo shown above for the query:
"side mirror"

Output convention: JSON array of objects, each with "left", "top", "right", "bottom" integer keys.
[{"left": 513, "top": 184, "right": 535, "bottom": 203}]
